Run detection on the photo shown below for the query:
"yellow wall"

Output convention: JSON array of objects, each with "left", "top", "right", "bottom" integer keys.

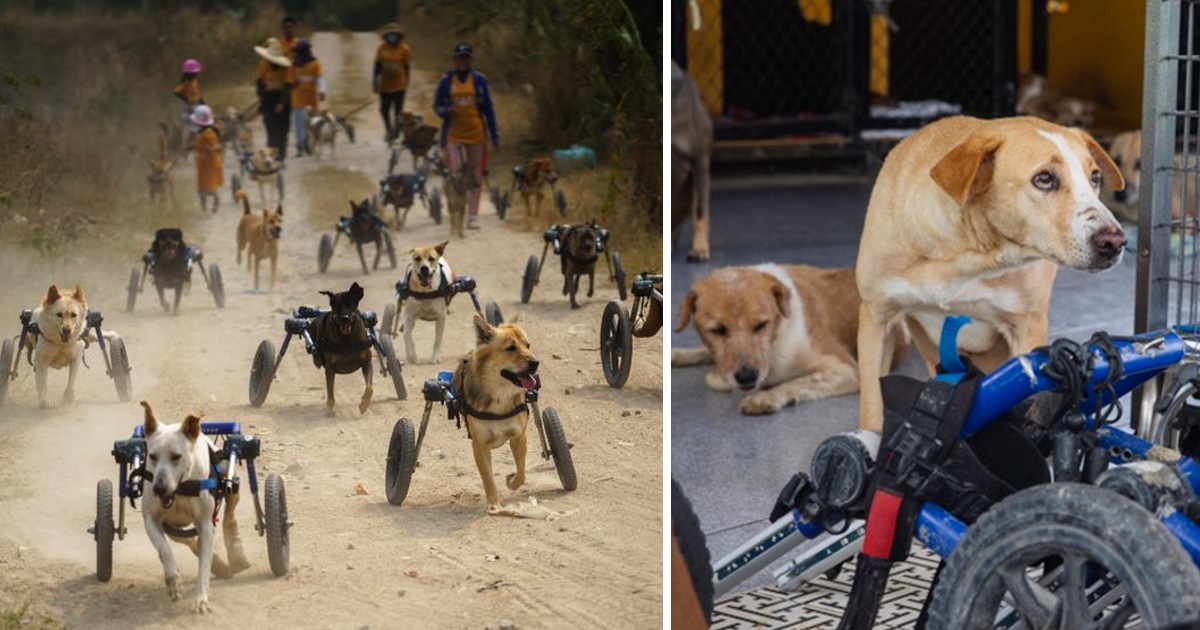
[
  {"left": 685, "top": 0, "right": 724, "bottom": 115},
  {"left": 1046, "top": 1, "right": 1144, "bottom": 131}
]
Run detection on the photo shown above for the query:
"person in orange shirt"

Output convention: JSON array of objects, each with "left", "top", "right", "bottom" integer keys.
[
  {"left": 433, "top": 43, "right": 499, "bottom": 230},
  {"left": 280, "top": 16, "right": 300, "bottom": 60},
  {"left": 289, "top": 39, "right": 325, "bottom": 157},
  {"left": 173, "top": 58, "right": 202, "bottom": 142},
  {"left": 254, "top": 38, "right": 293, "bottom": 161},
  {"left": 373, "top": 23, "right": 411, "bottom": 141},
  {"left": 191, "top": 105, "right": 223, "bottom": 213}
]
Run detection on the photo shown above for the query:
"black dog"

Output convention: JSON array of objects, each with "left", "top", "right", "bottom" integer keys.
[
  {"left": 560, "top": 221, "right": 599, "bottom": 310},
  {"left": 379, "top": 173, "right": 427, "bottom": 229},
  {"left": 145, "top": 227, "right": 193, "bottom": 314},
  {"left": 346, "top": 198, "right": 389, "bottom": 274},
  {"left": 310, "top": 282, "right": 374, "bottom": 416}
]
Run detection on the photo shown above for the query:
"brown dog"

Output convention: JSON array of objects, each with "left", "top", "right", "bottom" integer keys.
[
  {"left": 672, "top": 61, "right": 713, "bottom": 262},
  {"left": 235, "top": 191, "right": 283, "bottom": 291},
  {"left": 149, "top": 123, "right": 177, "bottom": 207},
  {"left": 559, "top": 222, "right": 598, "bottom": 309},
  {"left": 512, "top": 158, "right": 558, "bottom": 219},
  {"left": 1103, "top": 129, "right": 1184, "bottom": 224},
  {"left": 443, "top": 158, "right": 474, "bottom": 238},
  {"left": 856, "top": 115, "right": 1126, "bottom": 431},
  {"left": 674, "top": 265, "right": 903, "bottom": 415},
  {"left": 309, "top": 282, "right": 374, "bottom": 416},
  {"left": 452, "top": 314, "right": 540, "bottom": 512}
]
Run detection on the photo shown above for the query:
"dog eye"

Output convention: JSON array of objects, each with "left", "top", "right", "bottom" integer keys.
[
  {"left": 149, "top": 454, "right": 158, "bottom": 463},
  {"left": 1032, "top": 171, "right": 1058, "bottom": 191},
  {"left": 1113, "top": 157, "right": 1122, "bottom": 168},
  {"left": 1090, "top": 170, "right": 1101, "bottom": 188},
  {"left": 710, "top": 324, "right": 727, "bottom": 337},
  {"left": 171, "top": 454, "right": 181, "bottom": 462},
  {"left": 507, "top": 344, "right": 517, "bottom": 352},
  {"left": 753, "top": 321, "right": 769, "bottom": 332}
]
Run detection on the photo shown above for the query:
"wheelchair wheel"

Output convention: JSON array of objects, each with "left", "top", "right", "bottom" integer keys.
[
  {"left": 429, "top": 187, "right": 442, "bottom": 225},
  {"left": 489, "top": 185, "right": 500, "bottom": 208},
  {"left": 209, "top": 263, "right": 225, "bottom": 309},
  {"left": 498, "top": 191, "right": 510, "bottom": 220},
  {"left": 672, "top": 479, "right": 714, "bottom": 626},
  {"left": 383, "top": 231, "right": 397, "bottom": 269},
  {"left": 542, "top": 407, "right": 577, "bottom": 491},
  {"left": 554, "top": 189, "right": 567, "bottom": 216},
  {"left": 317, "top": 233, "right": 333, "bottom": 274},
  {"left": 379, "top": 334, "right": 407, "bottom": 401},
  {"left": 125, "top": 267, "right": 139, "bottom": 313},
  {"left": 249, "top": 339, "right": 276, "bottom": 407},
  {"left": 600, "top": 301, "right": 633, "bottom": 388},
  {"left": 381, "top": 302, "right": 398, "bottom": 338},
  {"left": 927, "top": 483, "right": 1200, "bottom": 630},
  {"left": 276, "top": 171, "right": 285, "bottom": 201},
  {"left": 485, "top": 300, "right": 504, "bottom": 326},
  {"left": 612, "top": 252, "right": 628, "bottom": 301},
  {"left": 0, "top": 337, "right": 13, "bottom": 406},
  {"left": 109, "top": 337, "right": 132, "bottom": 402},
  {"left": 230, "top": 174, "right": 242, "bottom": 202},
  {"left": 264, "top": 474, "right": 290, "bottom": 577},
  {"left": 95, "top": 479, "right": 114, "bottom": 582},
  {"left": 388, "top": 147, "right": 399, "bottom": 175},
  {"left": 520, "top": 255, "right": 538, "bottom": 304},
  {"left": 385, "top": 418, "right": 416, "bottom": 506}
]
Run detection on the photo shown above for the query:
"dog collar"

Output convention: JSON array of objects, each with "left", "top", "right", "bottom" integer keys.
[
  {"left": 400, "top": 267, "right": 453, "bottom": 301},
  {"left": 453, "top": 369, "right": 530, "bottom": 424}
]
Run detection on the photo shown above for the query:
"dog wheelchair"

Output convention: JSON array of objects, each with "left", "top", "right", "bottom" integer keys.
[
  {"left": 600, "top": 272, "right": 662, "bottom": 388},
  {"left": 0, "top": 308, "right": 131, "bottom": 406},
  {"left": 90, "top": 421, "right": 290, "bottom": 581},
  {"left": 504, "top": 165, "right": 567, "bottom": 220},
  {"left": 520, "top": 223, "right": 627, "bottom": 304},
  {"left": 383, "top": 369, "right": 577, "bottom": 507},
  {"left": 488, "top": 185, "right": 511, "bottom": 220},
  {"left": 379, "top": 173, "right": 441, "bottom": 229},
  {"left": 317, "top": 210, "right": 398, "bottom": 275},
  {"left": 248, "top": 305, "right": 406, "bottom": 407},
  {"left": 378, "top": 273, "right": 504, "bottom": 339},
  {"left": 697, "top": 319, "right": 1200, "bottom": 628},
  {"left": 230, "top": 151, "right": 285, "bottom": 203},
  {"left": 127, "top": 228, "right": 225, "bottom": 314}
]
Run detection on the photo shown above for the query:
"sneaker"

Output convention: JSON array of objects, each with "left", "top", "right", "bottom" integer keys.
[{"left": 467, "top": 217, "right": 481, "bottom": 230}]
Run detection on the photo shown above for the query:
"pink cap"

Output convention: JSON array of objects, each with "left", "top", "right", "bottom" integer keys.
[{"left": 182, "top": 59, "right": 202, "bottom": 74}]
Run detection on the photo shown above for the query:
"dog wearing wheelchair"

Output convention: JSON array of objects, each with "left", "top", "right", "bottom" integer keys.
[
  {"left": 139, "top": 400, "right": 250, "bottom": 614},
  {"left": 560, "top": 222, "right": 600, "bottom": 309},
  {"left": 24, "top": 285, "right": 120, "bottom": 407},
  {"left": 143, "top": 228, "right": 196, "bottom": 314},
  {"left": 511, "top": 157, "right": 558, "bottom": 219},
  {"left": 399, "top": 241, "right": 455, "bottom": 365},
  {"left": 347, "top": 198, "right": 390, "bottom": 272},
  {"left": 310, "top": 282, "right": 375, "bottom": 416}
]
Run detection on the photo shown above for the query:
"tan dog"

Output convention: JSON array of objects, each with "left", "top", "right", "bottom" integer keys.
[
  {"left": 401, "top": 241, "right": 454, "bottom": 364},
  {"left": 1016, "top": 72, "right": 1096, "bottom": 129},
  {"left": 148, "top": 123, "right": 177, "bottom": 206},
  {"left": 235, "top": 191, "right": 283, "bottom": 291},
  {"left": 443, "top": 158, "right": 474, "bottom": 238},
  {"left": 1104, "top": 129, "right": 1184, "bottom": 224},
  {"left": 856, "top": 115, "right": 1126, "bottom": 431},
  {"left": 512, "top": 158, "right": 558, "bottom": 218},
  {"left": 452, "top": 314, "right": 540, "bottom": 512},
  {"left": 672, "top": 61, "right": 713, "bottom": 261},
  {"left": 139, "top": 401, "right": 250, "bottom": 614},
  {"left": 248, "top": 147, "right": 283, "bottom": 207},
  {"left": 674, "top": 265, "right": 903, "bottom": 415},
  {"left": 24, "top": 285, "right": 118, "bottom": 407}
]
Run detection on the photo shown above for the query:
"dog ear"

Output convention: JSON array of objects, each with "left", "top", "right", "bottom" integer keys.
[
  {"left": 72, "top": 285, "right": 86, "bottom": 303},
  {"left": 182, "top": 414, "right": 202, "bottom": 441},
  {"left": 349, "top": 200, "right": 357, "bottom": 211},
  {"left": 1074, "top": 128, "right": 1125, "bottom": 192},
  {"left": 435, "top": 241, "right": 448, "bottom": 257},
  {"left": 473, "top": 313, "right": 493, "bottom": 345},
  {"left": 141, "top": 401, "right": 158, "bottom": 436},
  {"left": 276, "top": 203, "right": 284, "bottom": 216},
  {"left": 319, "top": 290, "right": 335, "bottom": 305},
  {"left": 768, "top": 278, "right": 791, "bottom": 319},
  {"left": 348, "top": 282, "right": 364, "bottom": 302},
  {"left": 44, "top": 285, "right": 61, "bottom": 307},
  {"left": 930, "top": 133, "right": 1003, "bottom": 205},
  {"left": 675, "top": 289, "right": 698, "bottom": 332}
]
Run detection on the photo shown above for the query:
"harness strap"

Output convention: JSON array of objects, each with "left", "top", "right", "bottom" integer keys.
[{"left": 403, "top": 268, "right": 454, "bottom": 301}]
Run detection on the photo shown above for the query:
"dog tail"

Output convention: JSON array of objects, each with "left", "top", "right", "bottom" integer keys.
[{"left": 236, "top": 190, "right": 251, "bottom": 215}]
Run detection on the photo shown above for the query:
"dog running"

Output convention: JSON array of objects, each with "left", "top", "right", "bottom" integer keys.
[
  {"left": 559, "top": 222, "right": 599, "bottom": 309},
  {"left": 304, "top": 107, "right": 356, "bottom": 159},
  {"left": 345, "top": 198, "right": 390, "bottom": 274},
  {"left": 309, "top": 282, "right": 375, "bottom": 416},
  {"left": 401, "top": 241, "right": 454, "bottom": 364},
  {"left": 23, "top": 285, "right": 120, "bottom": 407},
  {"left": 235, "top": 191, "right": 283, "bottom": 291},
  {"left": 512, "top": 157, "right": 559, "bottom": 219}
]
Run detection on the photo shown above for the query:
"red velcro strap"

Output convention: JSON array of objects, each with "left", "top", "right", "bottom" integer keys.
[{"left": 863, "top": 489, "right": 904, "bottom": 559}]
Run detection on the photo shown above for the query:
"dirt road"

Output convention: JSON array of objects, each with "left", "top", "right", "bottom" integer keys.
[{"left": 0, "top": 32, "right": 663, "bottom": 629}]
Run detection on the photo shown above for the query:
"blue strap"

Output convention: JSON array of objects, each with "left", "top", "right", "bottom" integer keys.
[{"left": 936, "top": 315, "right": 972, "bottom": 383}]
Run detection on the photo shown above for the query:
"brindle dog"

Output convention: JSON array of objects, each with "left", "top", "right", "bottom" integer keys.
[
  {"left": 346, "top": 199, "right": 389, "bottom": 274},
  {"left": 147, "top": 228, "right": 191, "bottom": 314},
  {"left": 309, "top": 282, "right": 374, "bottom": 416},
  {"left": 560, "top": 221, "right": 599, "bottom": 309}
]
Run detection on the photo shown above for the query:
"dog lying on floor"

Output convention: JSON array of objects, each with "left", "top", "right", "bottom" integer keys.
[
  {"left": 511, "top": 158, "right": 558, "bottom": 219},
  {"left": 559, "top": 222, "right": 599, "bottom": 309},
  {"left": 401, "top": 241, "right": 454, "bottom": 364},
  {"left": 452, "top": 313, "right": 540, "bottom": 512},
  {"left": 673, "top": 265, "right": 905, "bottom": 415},
  {"left": 309, "top": 282, "right": 374, "bottom": 416},
  {"left": 140, "top": 401, "right": 250, "bottom": 614},
  {"left": 235, "top": 191, "right": 283, "bottom": 291},
  {"left": 23, "top": 285, "right": 120, "bottom": 407},
  {"left": 1103, "top": 129, "right": 1185, "bottom": 224}
]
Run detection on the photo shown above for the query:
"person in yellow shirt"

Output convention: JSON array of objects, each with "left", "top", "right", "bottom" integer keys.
[
  {"left": 191, "top": 105, "right": 223, "bottom": 213},
  {"left": 281, "top": 16, "right": 300, "bottom": 60},
  {"left": 254, "top": 37, "right": 293, "bottom": 160},
  {"left": 373, "top": 23, "right": 411, "bottom": 141},
  {"left": 289, "top": 39, "right": 325, "bottom": 157},
  {"left": 433, "top": 43, "right": 499, "bottom": 230}
]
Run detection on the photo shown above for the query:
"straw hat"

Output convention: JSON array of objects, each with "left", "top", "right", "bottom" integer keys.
[
  {"left": 190, "top": 104, "right": 214, "bottom": 127},
  {"left": 254, "top": 38, "right": 292, "bottom": 67},
  {"left": 379, "top": 22, "right": 403, "bottom": 37}
]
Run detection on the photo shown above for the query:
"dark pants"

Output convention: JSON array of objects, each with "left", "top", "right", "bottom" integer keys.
[
  {"left": 381, "top": 91, "right": 406, "bottom": 139},
  {"left": 263, "top": 102, "right": 291, "bottom": 158}
]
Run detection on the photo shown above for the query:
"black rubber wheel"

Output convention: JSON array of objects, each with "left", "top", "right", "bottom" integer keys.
[
  {"left": 0, "top": 337, "right": 14, "bottom": 406},
  {"left": 385, "top": 418, "right": 417, "bottom": 506},
  {"left": 381, "top": 302, "right": 398, "bottom": 338},
  {"left": 230, "top": 173, "right": 242, "bottom": 202},
  {"left": 429, "top": 187, "right": 442, "bottom": 225},
  {"left": 388, "top": 147, "right": 399, "bottom": 175},
  {"left": 249, "top": 339, "right": 276, "bottom": 407},
  {"left": 276, "top": 171, "right": 285, "bottom": 201},
  {"left": 927, "top": 483, "right": 1200, "bottom": 630},
  {"left": 600, "top": 301, "right": 633, "bottom": 388},
  {"left": 612, "top": 252, "right": 628, "bottom": 302},
  {"left": 498, "top": 191, "right": 509, "bottom": 220},
  {"left": 264, "top": 474, "right": 290, "bottom": 577},
  {"left": 109, "top": 337, "right": 132, "bottom": 402},
  {"left": 485, "top": 301, "right": 504, "bottom": 326},
  {"left": 125, "top": 267, "right": 139, "bottom": 313},
  {"left": 383, "top": 231, "right": 397, "bottom": 269},
  {"left": 520, "top": 255, "right": 538, "bottom": 304},
  {"left": 95, "top": 479, "right": 115, "bottom": 582},
  {"left": 542, "top": 407, "right": 577, "bottom": 491},
  {"left": 318, "top": 233, "right": 333, "bottom": 274},
  {"left": 672, "top": 479, "right": 714, "bottom": 626},
  {"left": 554, "top": 189, "right": 567, "bottom": 216},
  {"left": 209, "top": 264, "right": 225, "bottom": 309},
  {"left": 489, "top": 185, "right": 500, "bottom": 207},
  {"left": 379, "top": 334, "right": 407, "bottom": 400}
]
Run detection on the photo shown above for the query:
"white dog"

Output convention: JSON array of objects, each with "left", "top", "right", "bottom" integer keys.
[
  {"left": 140, "top": 401, "right": 250, "bottom": 614},
  {"left": 304, "top": 107, "right": 355, "bottom": 159},
  {"left": 402, "top": 241, "right": 454, "bottom": 364},
  {"left": 25, "top": 285, "right": 119, "bottom": 407}
]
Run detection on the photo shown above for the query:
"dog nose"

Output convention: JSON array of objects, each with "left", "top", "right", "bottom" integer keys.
[
  {"left": 153, "top": 483, "right": 168, "bottom": 497},
  {"left": 1092, "top": 226, "right": 1127, "bottom": 258},
  {"left": 1112, "top": 189, "right": 1128, "bottom": 203},
  {"left": 527, "top": 360, "right": 539, "bottom": 373},
  {"left": 734, "top": 366, "right": 759, "bottom": 389}
]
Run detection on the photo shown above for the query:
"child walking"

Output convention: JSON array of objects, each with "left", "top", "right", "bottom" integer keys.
[{"left": 191, "top": 105, "right": 223, "bottom": 213}]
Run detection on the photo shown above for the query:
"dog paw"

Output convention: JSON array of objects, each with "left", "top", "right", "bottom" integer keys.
[
  {"left": 324, "top": 406, "right": 336, "bottom": 418},
  {"left": 506, "top": 472, "right": 525, "bottom": 490},
  {"left": 739, "top": 391, "right": 782, "bottom": 415},
  {"left": 358, "top": 390, "right": 373, "bottom": 414},
  {"left": 165, "top": 576, "right": 182, "bottom": 601},
  {"left": 705, "top": 371, "right": 735, "bottom": 392},
  {"left": 191, "top": 599, "right": 211, "bottom": 614},
  {"left": 687, "top": 248, "right": 711, "bottom": 262},
  {"left": 228, "top": 555, "right": 252, "bottom": 575},
  {"left": 431, "top": 352, "right": 443, "bottom": 364}
]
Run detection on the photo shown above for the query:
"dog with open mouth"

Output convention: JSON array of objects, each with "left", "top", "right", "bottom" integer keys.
[
  {"left": 309, "top": 282, "right": 375, "bottom": 416},
  {"left": 453, "top": 314, "right": 541, "bottom": 512},
  {"left": 140, "top": 401, "right": 250, "bottom": 614},
  {"left": 23, "top": 285, "right": 121, "bottom": 407},
  {"left": 559, "top": 222, "right": 599, "bottom": 309},
  {"left": 400, "top": 241, "right": 454, "bottom": 364}
]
